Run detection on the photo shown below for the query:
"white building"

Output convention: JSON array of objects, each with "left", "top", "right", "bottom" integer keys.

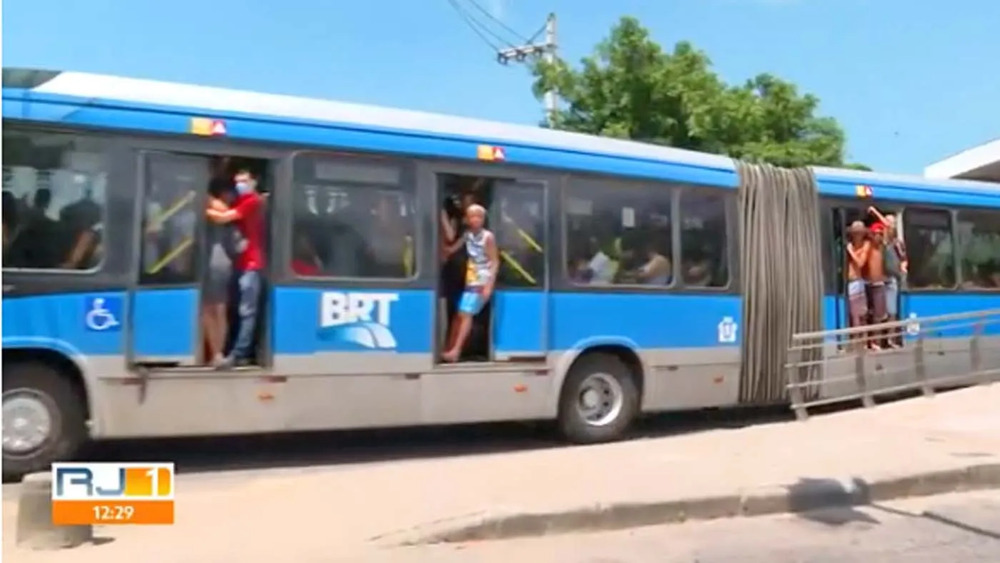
[{"left": 924, "top": 138, "right": 1000, "bottom": 182}]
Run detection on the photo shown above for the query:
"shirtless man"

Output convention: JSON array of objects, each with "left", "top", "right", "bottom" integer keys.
[
  {"left": 866, "top": 222, "right": 889, "bottom": 350},
  {"left": 845, "top": 221, "right": 870, "bottom": 349}
]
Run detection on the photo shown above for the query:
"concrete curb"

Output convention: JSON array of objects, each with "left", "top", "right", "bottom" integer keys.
[{"left": 372, "top": 462, "right": 1000, "bottom": 546}]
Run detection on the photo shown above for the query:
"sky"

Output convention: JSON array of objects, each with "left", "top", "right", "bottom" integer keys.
[{"left": 3, "top": 0, "right": 999, "bottom": 175}]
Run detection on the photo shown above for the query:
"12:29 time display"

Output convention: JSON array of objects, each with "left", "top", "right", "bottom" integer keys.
[{"left": 92, "top": 504, "right": 136, "bottom": 521}]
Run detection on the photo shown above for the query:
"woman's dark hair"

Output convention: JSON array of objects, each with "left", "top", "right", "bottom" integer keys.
[{"left": 208, "top": 177, "right": 232, "bottom": 199}]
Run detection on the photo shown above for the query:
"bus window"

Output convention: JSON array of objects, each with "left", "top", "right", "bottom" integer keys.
[
  {"left": 564, "top": 178, "right": 674, "bottom": 287},
  {"left": 291, "top": 154, "right": 416, "bottom": 279},
  {"left": 679, "top": 190, "right": 730, "bottom": 288},
  {"left": 140, "top": 154, "right": 207, "bottom": 285},
  {"left": 903, "top": 208, "right": 957, "bottom": 290},
  {"left": 956, "top": 209, "right": 1000, "bottom": 290},
  {"left": 2, "top": 128, "right": 109, "bottom": 271}
]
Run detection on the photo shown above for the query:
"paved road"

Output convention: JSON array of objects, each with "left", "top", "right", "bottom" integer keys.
[
  {"left": 5, "top": 404, "right": 795, "bottom": 491},
  {"left": 387, "top": 491, "right": 1000, "bottom": 563}
]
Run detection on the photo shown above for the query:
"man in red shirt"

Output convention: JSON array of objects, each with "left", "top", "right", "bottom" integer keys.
[{"left": 206, "top": 169, "right": 265, "bottom": 368}]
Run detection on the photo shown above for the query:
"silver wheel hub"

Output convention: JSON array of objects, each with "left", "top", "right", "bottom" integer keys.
[
  {"left": 576, "top": 373, "right": 624, "bottom": 427},
  {"left": 3, "top": 391, "right": 54, "bottom": 455}
]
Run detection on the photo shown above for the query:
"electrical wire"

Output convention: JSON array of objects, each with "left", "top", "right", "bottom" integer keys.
[
  {"left": 445, "top": 0, "right": 510, "bottom": 51},
  {"left": 464, "top": 0, "right": 529, "bottom": 43}
]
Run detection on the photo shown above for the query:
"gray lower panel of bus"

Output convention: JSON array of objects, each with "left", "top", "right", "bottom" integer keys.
[{"left": 80, "top": 339, "right": 998, "bottom": 440}]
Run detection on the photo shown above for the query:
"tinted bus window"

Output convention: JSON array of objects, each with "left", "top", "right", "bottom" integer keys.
[
  {"left": 2, "top": 127, "right": 108, "bottom": 272},
  {"left": 679, "top": 190, "right": 729, "bottom": 288},
  {"left": 956, "top": 209, "right": 1000, "bottom": 290},
  {"left": 291, "top": 153, "right": 417, "bottom": 279},
  {"left": 564, "top": 178, "right": 674, "bottom": 287},
  {"left": 903, "top": 208, "right": 956, "bottom": 290}
]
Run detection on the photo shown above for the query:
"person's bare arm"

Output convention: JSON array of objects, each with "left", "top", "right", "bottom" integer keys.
[
  {"left": 61, "top": 230, "right": 96, "bottom": 269},
  {"left": 867, "top": 206, "right": 888, "bottom": 224},
  {"left": 847, "top": 241, "right": 870, "bottom": 269},
  {"left": 443, "top": 235, "right": 465, "bottom": 258},
  {"left": 206, "top": 208, "right": 238, "bottom": 224},
  {"left": 440, "top": 210, "right": 456, "bottom": 242}
]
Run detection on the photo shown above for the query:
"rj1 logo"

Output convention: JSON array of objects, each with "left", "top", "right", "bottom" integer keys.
[{"left": 52, "top": 463, "right": 174, "bottom": 500}]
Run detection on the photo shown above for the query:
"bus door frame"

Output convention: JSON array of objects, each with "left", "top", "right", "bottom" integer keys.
[
  {"left": 420, "top": 160, "right": 555, "bottom": 364},
  {"left": 124, "top": 137, "right": 288, "bottom": 370}
]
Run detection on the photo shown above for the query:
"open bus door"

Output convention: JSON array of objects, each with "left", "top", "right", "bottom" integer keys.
[
  {"left": 489, "top": 179, "right": 549, "bottom": 362},
  {"left": 127, "top": 151, "right": 210, "bottom": 367}
]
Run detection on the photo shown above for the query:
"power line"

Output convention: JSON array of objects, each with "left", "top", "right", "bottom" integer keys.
[
  {"left": 445, "top": 0, "right": 511, "bottom": 51},
  {"left": 443, "top": 2, "right": 560, "bottom": 126},
  {"left": 465, "top": 0, "right": 529, "bottom": 44}
]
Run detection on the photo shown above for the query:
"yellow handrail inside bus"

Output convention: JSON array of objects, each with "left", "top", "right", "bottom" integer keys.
[
  {"left": 500, "top": 250, "right": 536, "bottom": 286},
  {"left": 147, "top": 237, "right": 193, "bottom": 274},
  {"left": 502, "top": 212, "right": 542, "bottom": 253},
  {"left": 145, "top": 191, "right": 195, "bottom": 234}
]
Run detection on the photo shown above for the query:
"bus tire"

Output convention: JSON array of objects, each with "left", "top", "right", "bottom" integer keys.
[
  {"left": 2, "top": 362, "right": 88, "bottom": 481},
  {"left": 557, "top": 353, "right": 639, "bottom": 444}
]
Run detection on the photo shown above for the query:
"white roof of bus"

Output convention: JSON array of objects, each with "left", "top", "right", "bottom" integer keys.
[
  {"left": 23, "top": 71, "right": 1000, "bottom": 194},
  {"left": 815, "top": 165, "right": 1000, "bottom": 193},
  {"left": 32, "top": 71, "right": 736, "bottom": 171}
]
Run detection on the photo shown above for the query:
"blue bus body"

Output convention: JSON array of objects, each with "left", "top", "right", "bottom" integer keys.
[{"left": 2, "top": 69, "right": 998, "bottom": 477}]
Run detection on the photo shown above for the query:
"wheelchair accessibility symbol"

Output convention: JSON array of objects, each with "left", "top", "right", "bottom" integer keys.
[{"left": 85, "top": 296, "right": 122, "bottom": 332}]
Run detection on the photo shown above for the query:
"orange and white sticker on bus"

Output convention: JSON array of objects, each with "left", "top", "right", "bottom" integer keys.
[
  {"left": 477, "top": 145, "right": 506, "bottom": 162},
  {"left": 190, "top": 118, "right": 227, "bottom": 136}
]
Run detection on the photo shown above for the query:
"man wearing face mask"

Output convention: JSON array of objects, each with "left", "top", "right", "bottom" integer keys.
[{"left": 206, "top": 168, "right": 265, "bottom": 368}]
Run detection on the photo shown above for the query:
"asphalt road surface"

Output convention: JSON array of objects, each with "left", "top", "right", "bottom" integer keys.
[
  {"left": 5, "top": 403, "right": 799, "bottom": 489},
  {"left": 385, "top": 490, "right": 1000, "bottom": 563}
]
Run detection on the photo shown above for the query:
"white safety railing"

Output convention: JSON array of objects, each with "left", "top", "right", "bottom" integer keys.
[{"left": 785, "top": 308, "right": 1000, "bottom": 420}]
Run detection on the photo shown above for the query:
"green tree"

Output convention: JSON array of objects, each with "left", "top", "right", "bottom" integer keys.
[{"left": 532, "top": 16, "right": 867, "bottom": 169}]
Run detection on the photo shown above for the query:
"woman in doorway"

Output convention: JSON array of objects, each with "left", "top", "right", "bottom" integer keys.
[{"left": 201, "top": 172, "right": 237, "bottom": 366}]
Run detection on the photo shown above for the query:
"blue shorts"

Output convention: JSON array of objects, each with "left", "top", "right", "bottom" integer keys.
[{"left": 458, "top": 290, "right": 486, "bottom": 315}]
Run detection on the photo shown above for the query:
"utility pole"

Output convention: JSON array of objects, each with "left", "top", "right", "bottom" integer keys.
[{"left": 496, "top": 12, "right": 558, "bottom": 126}]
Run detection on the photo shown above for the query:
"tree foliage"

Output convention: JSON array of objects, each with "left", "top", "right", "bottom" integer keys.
[{"left": 532, "top": 17, "right": 868, "bottom": 170}]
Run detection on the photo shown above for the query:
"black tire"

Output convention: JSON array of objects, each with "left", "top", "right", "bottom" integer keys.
[
  {"left": 557, "top": 353, "right": 639, "bottom": 444},
  {"left": 2, "top": 362, "right": 88, "bottom": 481}
]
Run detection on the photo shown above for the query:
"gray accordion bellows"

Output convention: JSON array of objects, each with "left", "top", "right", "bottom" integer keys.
[{"left": 735, "top": 161, "right": 825, "bottom": 404}]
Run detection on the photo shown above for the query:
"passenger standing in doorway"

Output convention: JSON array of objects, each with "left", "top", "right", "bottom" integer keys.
[
  {"left": 845, "top": 221, "right": 871, "bottom": 349},
  {"left": 440, "top": 188, "right": 479, "bottom": 349},
  {"left": 879, "top": 212, "right": 908, "bottom": 347},
  {"left": 201, "top": 178, "right": 237, "bottom": 366},
  {"left": 442, "top": 204, "right": 498, "bottom": 363},
  {"left": 866, "top": 222, "right": 888, "bottom": 350},
  {"left": 206, "top": 169, "right": 265, "bottom": 368}
]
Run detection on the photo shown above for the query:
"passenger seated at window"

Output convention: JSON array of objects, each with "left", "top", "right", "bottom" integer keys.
[
  {"left": 291, "top": 230, "right": 321, "bottom": 276},
  {"left": 684, "top": 257, "right": 714, "bottom": 287},
  {"left": 367, "top": 193, "right": 409, "bottom": 278},
  {"left": 59, "top": 182, "right": 104, "bottom": 270},
  {"left": 619, "top": 236, "right": 671, "bottom": 285},
  {"left": 575, "top": 237, "right": 617, "bottom": 285},
  {"left": 10, "top": 188, "right": 61, "bottom": 269}
]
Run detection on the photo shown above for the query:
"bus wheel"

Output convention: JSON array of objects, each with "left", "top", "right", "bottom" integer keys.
[
  {"left": 2, "top": 362, "right": 87, "bottom": 481},
  {"left": 557, "top": 353, "right": 639, "bottom": 444}
]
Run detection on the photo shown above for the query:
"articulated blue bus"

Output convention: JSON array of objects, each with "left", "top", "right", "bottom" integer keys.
[{"left": 3, "top": 68, "right": 999, "bottom": 479}]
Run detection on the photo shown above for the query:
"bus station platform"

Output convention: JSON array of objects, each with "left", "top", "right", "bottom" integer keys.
[{"left": 5, "top": 385, "right": 999, "bottom": 562}]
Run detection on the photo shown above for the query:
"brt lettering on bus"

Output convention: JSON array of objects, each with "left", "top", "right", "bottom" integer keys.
[{"left": 319, "top": 292, "right": 400, "bottom": 350}]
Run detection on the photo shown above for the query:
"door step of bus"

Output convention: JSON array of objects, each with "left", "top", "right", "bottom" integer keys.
[
  {"left": 134, "top": 365, "right": 268, "bottom": 376},
  {"left": 432, "top": 361, "right": 549, "bottom": 375}
]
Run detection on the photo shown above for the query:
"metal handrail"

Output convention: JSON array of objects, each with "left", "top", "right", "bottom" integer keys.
[
  {"left": 785, "top": 308, "right": 1000, "bottom": 420},
  {"left": 790, "top": 308, "right": 1000, "bottom": 341}
]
